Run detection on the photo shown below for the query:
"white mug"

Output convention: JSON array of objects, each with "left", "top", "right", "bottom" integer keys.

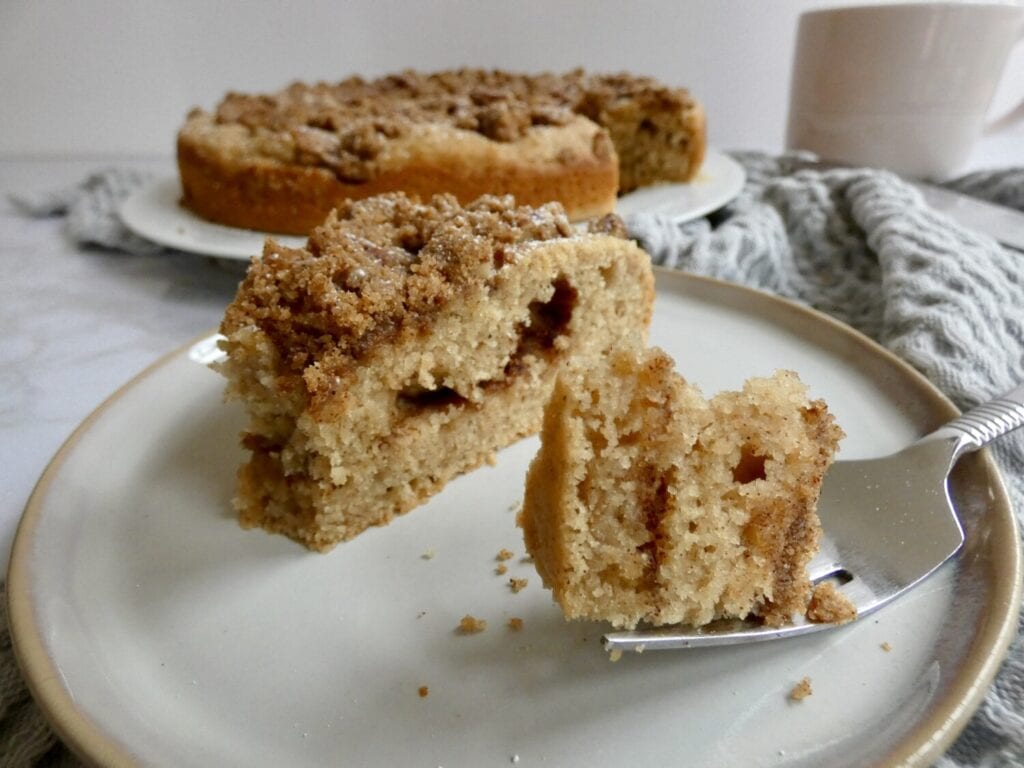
[{"left": 786, "top": 2, "right": 1024, "bottom": 180}]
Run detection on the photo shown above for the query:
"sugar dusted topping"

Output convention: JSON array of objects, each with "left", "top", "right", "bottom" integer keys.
[
  {"left": 221, "top": 193, "right": 574, "bottom": 402},
  {"left": 199, "top": 69, "right": 698, "bottom": 179},
  {"left": 573, "top": 71, "right": 695, "bottom": 121},
  {"left": 587, "top": 213, "right": 628, "bottom": 239}
]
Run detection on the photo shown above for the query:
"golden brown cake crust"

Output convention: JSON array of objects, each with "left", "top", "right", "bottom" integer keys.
[{"left": 178, "top": 69, "right": 704, "bottom": 234}]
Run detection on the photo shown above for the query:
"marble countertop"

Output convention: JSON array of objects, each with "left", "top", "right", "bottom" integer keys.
[{"left": 1, "top": 156, "right": 246, "bottom": 572}]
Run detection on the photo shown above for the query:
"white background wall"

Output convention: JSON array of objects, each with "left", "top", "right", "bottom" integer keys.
[{"left": 1, "top": 0, "right": 1022, "bottom": 170}]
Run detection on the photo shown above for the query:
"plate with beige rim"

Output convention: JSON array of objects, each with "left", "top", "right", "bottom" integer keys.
[
  {"left": 118, "top": 149, "right": 746, "bottom": 261},
  {"left": 8, "top": 270, "right": 1019, "bottom": 767}
]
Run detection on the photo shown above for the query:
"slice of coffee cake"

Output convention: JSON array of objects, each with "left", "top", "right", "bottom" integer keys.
[
  {"left": 519, "top": 347, "right": 843, "bottom": 629},
  {"left": 218, "top": 193, "right": 654, "bottom": 551}
]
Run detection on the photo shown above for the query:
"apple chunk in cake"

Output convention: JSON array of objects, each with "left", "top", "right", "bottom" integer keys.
[
  {"left": 519, "top": 347, "right": 843, "bottom": 629},
  {"left": 217, "top": 193, "right": 654, "bottom": 551}
]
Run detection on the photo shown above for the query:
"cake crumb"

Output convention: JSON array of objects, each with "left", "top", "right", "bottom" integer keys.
[
  {"left": 496, "top": 548, "right": 514, "bottom": 562},
  {"left": 508, "top": 617, "right": 524, "bottom": 631},
  {"left": 457, "top": 615, "right": 488, "bottom": 634},
  {"left": 807, "top": 582, "right": 857, "bottom": 624},
  {"left": 511, "top": 755, "right": 520, "bottom": 764},
  {"left": 418, "top": 685, "right": 429, "bottom": 698},
  {"left": 421, "top": 549, "right": 436, "bottom": 560},
  {"left": 608, "top": 649, "right": 623, "bottom": 662},
  {"left": 789, "top": 677, "right": 813, "bottom": 702},
  {"left": 416, "top": 610, "right": 427, "bottom": 619},
  {"left": 509, "top": 577, "right": 529, "bottom": 593},
  {"left": 881, "top": 641, "right": 892, "bottom": 652},
  {"left": 495, "top": 563, "right": 508, "bottom": 576}
]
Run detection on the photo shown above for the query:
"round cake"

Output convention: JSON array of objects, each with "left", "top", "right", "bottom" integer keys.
[{"left": 177, "top": 69, "right": 705, "bottom": 234}]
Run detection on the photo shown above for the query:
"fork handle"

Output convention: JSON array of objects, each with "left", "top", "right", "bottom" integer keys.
[{"left": 929, "top": 382, "right": 1024, "bottom": 459}]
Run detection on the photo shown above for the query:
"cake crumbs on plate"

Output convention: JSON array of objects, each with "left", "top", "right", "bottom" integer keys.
[
  {"left": 508, "top": 617, "right": 524, "bottom": 631},
  {"left": 457, "top": 615, "right": 488, "bottom": 634},
  {"left": 421, "top": 549, "right": 436, "bottom": 560},
  {"left": 495, "top": 563, "right": 508, "bottom": 576},
  {"left": 509, "top": 577, "right": 529, "bottom": 593},
  {"left": 418, "top": 685, "right": 429, "bottom": 698},
  {"left": 789, "top": 677, "right": 813, "bottom": 702},
  {"left": 496, "top": 548, "right": 515, "bottom": 562},
  {"left": 881, "top": 641, "right": 892, "bottom": 652},
  {"left": 608, "top": 649, "right": 623, "bottom": 663}
]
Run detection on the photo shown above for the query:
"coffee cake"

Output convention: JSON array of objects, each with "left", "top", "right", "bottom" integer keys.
[
  {"left": 179, "top": 69, "right": 705, "bottom": 234},
  {"left": 217, "top": 192, "right": 654, "bottom": 550}
]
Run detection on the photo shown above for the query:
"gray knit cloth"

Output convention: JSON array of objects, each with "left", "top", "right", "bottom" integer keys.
[
  {"left": 631, "top": 154, "right": 1024, "bottom": 768},
  {"left": 6, "top": 156, "right": 1024, "bottom": 767}
]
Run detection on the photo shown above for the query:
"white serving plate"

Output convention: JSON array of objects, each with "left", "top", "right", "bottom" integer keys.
[
  {"left": 118, "top": 150, "right": 745, "bottom": 260},
  {"left": 8, "top": 271, "right": 1019, "bottom": 767}
]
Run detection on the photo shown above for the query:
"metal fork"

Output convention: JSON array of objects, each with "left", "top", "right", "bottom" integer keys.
[{"left": 603, "top": 383, "right": 1024, "bottom": 652}]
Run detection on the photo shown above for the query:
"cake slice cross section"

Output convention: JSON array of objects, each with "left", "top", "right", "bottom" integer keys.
[
  {"left": 217, "top": 193, "right": 654, "bottom": 551},
  {"left": 519, "top": 346, "right": 843, "bottom": 629}
]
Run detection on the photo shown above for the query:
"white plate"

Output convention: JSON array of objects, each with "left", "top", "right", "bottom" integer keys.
[
  {"left": 9, "top": 271, "right": 1019, "bottom": 768},
  {"left": 118, "top": 179, "right": 308, "bottom": 259},
  {"left": 614, "top": 148, "right": 745, "bottom": 221},
  {"left": 119, "top": 150, "right": 745, "bottom": 261}
]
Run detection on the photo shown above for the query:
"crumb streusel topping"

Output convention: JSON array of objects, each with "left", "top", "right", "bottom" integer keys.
[
  {"left": 201, "top": 68, "right": 697, "bottom": 181},
  {"left": 220, "top": 193, "right": 612, "bottom": 404}
]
